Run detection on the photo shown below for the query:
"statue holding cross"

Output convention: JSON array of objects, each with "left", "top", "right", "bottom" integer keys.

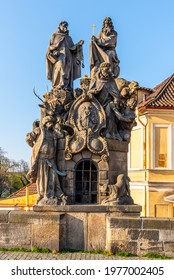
[
  {"left": 90, "top": 17, "right": 120, "bottom": 78},
  {"left": 92, "top": 23, "right": 96, "bottom": 36}
]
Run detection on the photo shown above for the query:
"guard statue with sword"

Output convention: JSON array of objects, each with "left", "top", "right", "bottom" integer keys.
[{"left": 26, "top": 115, "right": 67, "bottom": 205}]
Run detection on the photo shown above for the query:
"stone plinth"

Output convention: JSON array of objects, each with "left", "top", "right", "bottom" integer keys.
[{"left": 32, "top": 204, "right": 141, "bottom": 251}]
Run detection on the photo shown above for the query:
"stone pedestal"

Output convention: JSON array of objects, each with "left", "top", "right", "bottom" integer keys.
[{"left": 32, "top": 204, "right": 141, "bottom": 251}]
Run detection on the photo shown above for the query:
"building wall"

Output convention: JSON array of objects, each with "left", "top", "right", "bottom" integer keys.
[{"left": 128, "top": 109, "right": 174, "bottom": 217}]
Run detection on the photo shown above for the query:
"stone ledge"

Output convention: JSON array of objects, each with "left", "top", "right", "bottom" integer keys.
[
  {"left": 108, "top": 217, "right": 142, "bottom": 228},
  {"left": 33, "top": 204, "right": 142, "bottom": 216},
  {"left": 8, "top": 211, "right": 62, "bottom": 224},
  {"left": 142, "top": 218, "right": 171, "bottom": 230}
]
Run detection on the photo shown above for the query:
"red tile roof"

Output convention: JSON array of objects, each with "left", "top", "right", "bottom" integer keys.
[
  {"left": 138, "top": 73, "right": 174, "bottom": 109},
  {"left": 8, "top": 183, "right": 37, "bottom": 198}
]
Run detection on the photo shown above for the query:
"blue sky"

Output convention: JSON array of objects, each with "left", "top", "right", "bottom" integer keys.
[{"left": 0, "top": 0, "right": 173, "bottom": 163}]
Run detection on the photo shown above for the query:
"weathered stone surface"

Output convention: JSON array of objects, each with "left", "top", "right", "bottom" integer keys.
[
  {"left": 107, "top": 139, "right": 128, "bottom": 152},
  {"left": 110, "top": 151, "right": 127, "bottom": 162},
  {"left": 59, "top": 214, "right": 67, "bottom": 250},
  {"left": 64, "top": 178, "right": 74, "bottom": 189},
  {"left": 142, "top": 218, "right": 170, "bottom": 229},
  {"left": 65, "top": 160, "right": 75, "bottom": 171},
  {"left": 9, "top": 211, "right": 61, "bottom": 224},
  {"left": 137, "top": 241, "right": 163, "bottom": 255},
  {"left": 107, "top": 241, "right": 137, "bottom": 255},
  {"left": 57, "top": 150, "right": 65, "bottom": 161},
  {"left": 0, "top": 211, "right": 9, "bottom": 223},
  {"left": 159, "top": 230, "right": 174, "bottom": 241},
  {"left": 163, "top": 241, "right": 174, "bottom": 253},
  {"left": 109, "top": 159, "right": 122, "bottom": 171},
  {"left": 0, "top": 223, "right": 31, "bottom": 249},
  {"left": 32, "top": 224, "right": 60, "bottom": 251},
  {"left": 88, "top": 213, "right": 106, "bottom": 250},
  {"left": 65, "top": 213, "right": 88, "bottom": 250},
  {"left": 57, "top": 160, "right": 65, "bottom": 170},
  {"left": 66, "top": 171, "right": 74, "bottom": 180},
  {"left": 109, "top": 229, "right": 128, "bottom": 241},
  {"left": 108, "top": 204, "right": 142, "bottom": 213},
  {"left": 57, "top": 139, "right": 66, "bottom": 150},
  {"left": 170, "top": 219, "right": 174, "bottom": 230},
  {"left": 82, "top": 150, "right": 92, "bottom": 159},
  {"left": 108, "top": 217, "right": 142, "bottom": 229},
  {"left": 137, "top": 230, "right": 159, "bottom": 241},
  {"left": 72, "top": 153, "right": 82, "bottom": 163}
]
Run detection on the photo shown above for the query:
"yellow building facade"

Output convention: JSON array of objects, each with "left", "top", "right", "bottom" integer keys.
[
  {"left": 129, "top": 73, "right": 174, "bottom": 217},
  {"left": 0, "top": 183, "right": 37, "bottom": 210}
]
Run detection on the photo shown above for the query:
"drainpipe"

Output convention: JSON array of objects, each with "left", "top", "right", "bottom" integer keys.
[{"left": 136, "top": 107, "right": 148, "bottom": 216}]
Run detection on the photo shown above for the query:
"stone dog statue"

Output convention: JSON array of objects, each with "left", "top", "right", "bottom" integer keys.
[{"left": 101, "top": 174, "right": 134, "bottom": 205}]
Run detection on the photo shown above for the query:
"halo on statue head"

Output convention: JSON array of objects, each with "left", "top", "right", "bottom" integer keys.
[{"left": 100, "top": 62, "right": 111, "bottom": 69}]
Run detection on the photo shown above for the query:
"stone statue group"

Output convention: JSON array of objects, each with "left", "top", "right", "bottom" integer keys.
[{"left": 26, "top": 17, "right": 136, "bottom": 206}]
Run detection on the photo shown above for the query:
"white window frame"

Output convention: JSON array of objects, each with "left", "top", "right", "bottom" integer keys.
[{"left": 152, "top": 123, "right": 172, "bottom": 170}]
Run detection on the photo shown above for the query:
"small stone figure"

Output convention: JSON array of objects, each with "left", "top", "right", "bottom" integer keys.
[
  {"left": 26, "top": 116, "right": 66, "bottom": 205},
  {"left": 46, "top": 21, "right": 84, "bottom": 91},
  {"left": 25, "top": 120, "right": 40, "bottom": 148},
  {"left": 118, "top": 97, "right": 137, "bottom": 141},
  {"left": 101, "top": 174, "right": 134, "bottom": 205},
  {"left": 73, "top": 75, "right": 91, "bottom": 99},
  {"left": 90, "top": 17, "right": 120, "bottom": 78}
]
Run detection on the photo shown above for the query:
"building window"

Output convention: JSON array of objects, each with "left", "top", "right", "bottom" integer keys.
[
  {"left": 75, "top": 160, "right": 98, "bottom": 204},
  {"left": 129, "top": 127, "right": 143, "bottom": 169},
  {"left": 153, "top": 124, "right": 171, "bottom": 169}
]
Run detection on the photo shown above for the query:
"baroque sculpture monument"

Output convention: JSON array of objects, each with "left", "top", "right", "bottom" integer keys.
[{"left": 26, "top": 18, "right": 138, "bottom": 207}]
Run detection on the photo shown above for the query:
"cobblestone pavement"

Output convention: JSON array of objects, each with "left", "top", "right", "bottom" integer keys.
[{"left": 0, "top": 251, "right": 161, "bottom": 260}]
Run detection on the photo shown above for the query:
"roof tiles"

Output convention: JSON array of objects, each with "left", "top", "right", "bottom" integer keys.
[
  {"left": 138, "top": 73, "right": 174, "bottom": 108},
  {"left": 8, "top": 183, "right": 37, "bottom": 198}
]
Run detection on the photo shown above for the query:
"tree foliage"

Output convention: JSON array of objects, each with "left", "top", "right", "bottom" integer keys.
[{"left": 0, "top": 147, "right": 29, "bottom": 198}]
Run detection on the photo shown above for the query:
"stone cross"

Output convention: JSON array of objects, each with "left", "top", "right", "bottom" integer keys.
[{"left": 92, "top": 24, "right": 96, "bottom": 36}]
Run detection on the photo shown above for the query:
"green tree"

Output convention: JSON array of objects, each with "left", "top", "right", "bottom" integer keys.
[{"left": 0, "top": 147, "right": 29, "bottom": 197}]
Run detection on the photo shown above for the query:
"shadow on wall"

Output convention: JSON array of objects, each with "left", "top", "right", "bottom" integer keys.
[{"left": 60, "top": 214, "right": 85, "bottom": 250}]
